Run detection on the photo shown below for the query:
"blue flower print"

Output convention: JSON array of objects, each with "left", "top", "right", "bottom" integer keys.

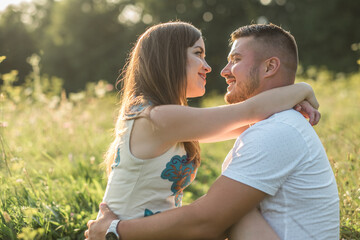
[
  {"left": 111, "top": 145, "right": 121, "bottom": 169},
  {"left": 144, "top": 208, "right": 161, "bottom": 217},
  {"left": 126, "top": 102, "right": 152, "bottom": 117},
  {"left": 161, "top": 155, "right": 197, "bottom": 207}
]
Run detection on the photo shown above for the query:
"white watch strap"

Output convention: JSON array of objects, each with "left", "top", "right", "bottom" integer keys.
[{"left": 106, "top": 219, "right": 121, "bottom": 238}]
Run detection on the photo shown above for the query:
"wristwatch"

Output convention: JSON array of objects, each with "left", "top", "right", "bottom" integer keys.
[{"left": 105, "top": 219, "right": 121, "bottom": 240}]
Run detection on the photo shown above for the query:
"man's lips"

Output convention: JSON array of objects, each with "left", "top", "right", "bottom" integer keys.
[
  {"left": 226, "top": 78, "right": 236, "bottom": 85},
  {"left": 226, "top": 77, "right": 236, "bottom": 92}
]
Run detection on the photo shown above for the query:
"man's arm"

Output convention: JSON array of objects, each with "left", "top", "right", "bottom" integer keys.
[
  {"left": 87, "top": 176, "right": 266, "bottom": 240},
  {"left": 228, "top": 208, "right": 279, "bottom": 240}
]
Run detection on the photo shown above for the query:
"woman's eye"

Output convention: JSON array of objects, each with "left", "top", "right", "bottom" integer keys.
[{"left": 195, "top": 51, "right": 202, "bottom": 56}]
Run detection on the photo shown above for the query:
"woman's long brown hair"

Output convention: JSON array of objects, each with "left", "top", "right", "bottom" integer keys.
[{"left": 104, "top": 21, "right": 202, "bottom": 175}]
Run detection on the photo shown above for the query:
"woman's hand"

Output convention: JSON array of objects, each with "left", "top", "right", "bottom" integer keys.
[
  {"left": 294, "top": 100, "right": 321, "bottom": 126},
  {"left": 84, "top": 203, "right": 118, "bottom": 240},
  {"left": 298, "top": 82, "right": 319, "bottom": 109}
]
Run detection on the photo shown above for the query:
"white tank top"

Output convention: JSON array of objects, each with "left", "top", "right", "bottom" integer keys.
[{"left": 98, "top": 119, "right": 198, "bottom": 220}]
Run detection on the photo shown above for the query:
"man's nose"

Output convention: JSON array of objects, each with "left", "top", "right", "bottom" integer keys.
[{"left": 221, "top": 63, "right": 231, "bottom": 77}]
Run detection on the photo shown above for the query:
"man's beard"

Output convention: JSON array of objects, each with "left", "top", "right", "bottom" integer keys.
[{"left": 225, "top": 65, "right": 260, "bottom": 104}]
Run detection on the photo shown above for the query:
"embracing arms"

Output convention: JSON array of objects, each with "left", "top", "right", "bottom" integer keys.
[
  {"left": 116, "top": 177, "right": 266, "bottom": 240},
  {"left": 199, "top": 99, "right": 321, "bottom": 143},
  {"left": 149, "top": 82, "right": 319, "bottom": 145},
  {"left": 85, "top": 176, "right": 268, "bottom": 240}
]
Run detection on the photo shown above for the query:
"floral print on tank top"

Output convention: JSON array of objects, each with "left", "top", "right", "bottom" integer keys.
[{"left": 161, "top": 155, "right": 198, "bottom": 207}]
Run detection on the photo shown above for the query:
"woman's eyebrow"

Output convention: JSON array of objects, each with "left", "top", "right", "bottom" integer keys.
[{"left": 193, "top": 46, "right": 204, "bottom": 52}]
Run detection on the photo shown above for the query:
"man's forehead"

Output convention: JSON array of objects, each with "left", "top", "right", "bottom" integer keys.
[
  {"left": 228, "top": 40, "right": 244, "bottom": 57},
  {"left": 229, "top": 42, "right": 238, "bottom": 54},
  {"left": 228, "top": 37, "right": 256, "bottom": 57}
]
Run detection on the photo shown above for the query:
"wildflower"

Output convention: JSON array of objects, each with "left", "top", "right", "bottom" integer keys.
[
  {"left": 90, "top": 156, "right": 95, "bottom": 164},
  {"left": 0, "top": 121, "right": 8, "bottom": 128},
  {"left": 106, "top": 84, "right": 114, "bottom": 92},
  {"left": 3, "top": 211, "right": 11, "bottom": 222},
  {"left": 0, "top": 56, "right": 6, "bottom": 63}
]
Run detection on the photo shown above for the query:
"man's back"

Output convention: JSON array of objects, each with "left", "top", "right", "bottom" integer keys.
[{"left": 222, "top": 109, "right": 339, "bottom": 240}]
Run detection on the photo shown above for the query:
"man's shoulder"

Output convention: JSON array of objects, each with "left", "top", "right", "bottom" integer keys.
[
  {"left": 235, "top": 110, "right": 310, "bottom": 150},
  {"left": 243, "top": 110, "right": 309, "bottom": 134},
  {"left": 263, "top": 109, "right": 306, "bottom": 125},
  {"left": 236, "top": 109, "right": 322, "bottom": 155},
  {"left": 242, "top": 110, "right": 304, "bottom": 134}
]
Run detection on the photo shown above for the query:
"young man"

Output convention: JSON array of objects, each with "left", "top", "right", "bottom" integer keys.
[{"left": 85, "top": 23, "right": 339, "bottom": 240}]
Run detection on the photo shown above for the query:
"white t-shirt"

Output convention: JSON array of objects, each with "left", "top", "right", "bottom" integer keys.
[{"left": 222, "top": 110, "right": 339, "bottom": 240}]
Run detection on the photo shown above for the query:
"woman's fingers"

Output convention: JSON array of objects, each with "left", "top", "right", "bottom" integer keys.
[
  {"left": 309, "top": 109, "right": 321, "bottom": 126},
  {"left": 84, "top": 229, "right": 89, "bottom": 238},
  {"left": 294, "top": 100, "right": 321, "bottom": 126},
  {"left": 294, "top": 104, "right": 302, "bottom": 112},
  {"left": 313, "top": 110, "right": 321, "bottom": 126},
  {"left": 308, "top": 110, "right": 315, "bottom": 126},
  {"left": 87, "top": 220, "right": 95, "bottom": 228}
]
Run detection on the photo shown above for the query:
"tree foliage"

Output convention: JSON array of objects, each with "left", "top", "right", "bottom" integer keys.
[{"left": 1, "top": 0, "right": 359, "bottom": 92}]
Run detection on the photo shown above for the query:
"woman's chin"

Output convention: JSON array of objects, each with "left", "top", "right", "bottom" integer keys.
[{"left": 186, "top": 90, "right": 206, "bottom": 99}]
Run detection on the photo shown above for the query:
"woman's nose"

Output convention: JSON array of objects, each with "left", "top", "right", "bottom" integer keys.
[{"left": 203, "top": 60, "right": 212, "bottom": 73}]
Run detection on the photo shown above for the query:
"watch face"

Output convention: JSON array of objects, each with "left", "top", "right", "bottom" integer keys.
[{"left": 106, "top": 232, "right": 118, "bottom": 240}]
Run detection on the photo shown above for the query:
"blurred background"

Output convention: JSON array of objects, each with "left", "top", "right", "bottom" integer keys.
[
  {"left": 1, "top": 1, "right": 360, "bottom": 239},
  {"left": 1, "top": 0, "right": 360, "bottom": 93}
]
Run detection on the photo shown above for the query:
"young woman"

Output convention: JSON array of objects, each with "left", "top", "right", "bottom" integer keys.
[{"left": 96, "top": 21, "right": 319, "bottom": 238}]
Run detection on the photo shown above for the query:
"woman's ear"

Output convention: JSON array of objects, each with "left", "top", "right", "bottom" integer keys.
[{"left": 264, "top": 57, "right": 280, "bottom": 78}]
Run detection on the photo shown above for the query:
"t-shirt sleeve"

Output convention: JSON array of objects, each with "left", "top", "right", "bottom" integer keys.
[{"left": 222, "top": 121, "right": 308, "bottom": 196}]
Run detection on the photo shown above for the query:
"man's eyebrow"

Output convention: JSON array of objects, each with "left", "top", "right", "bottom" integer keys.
[{"left": 228, "top": 52, "right": 242, "bottom": 61}]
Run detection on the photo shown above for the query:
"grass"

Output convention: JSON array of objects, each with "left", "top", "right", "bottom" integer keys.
[{"left": 0, "top": 68, "right": 359, "bottom": 239}]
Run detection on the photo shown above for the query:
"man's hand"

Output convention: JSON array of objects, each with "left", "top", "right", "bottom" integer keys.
[
  {"left": 294, "top": 100, "right": 321, "bottom": 126},
  {"left": 84, "top": 203, "right": 118, "bottom": 240}
]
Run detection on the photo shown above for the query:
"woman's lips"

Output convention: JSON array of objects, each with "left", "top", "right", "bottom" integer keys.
[{"left": 198, "top": 73, "right": 207, "bottom": 84}]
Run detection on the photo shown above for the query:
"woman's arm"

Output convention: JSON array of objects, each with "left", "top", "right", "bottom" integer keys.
[
  {"left": 200, "top": 101, "right": 320, "bottom": 143},
  {"left": 149, "top": 82, "right": 317, "bottom": 145},
  {"left": 200, "top": 126, "right": 249, "bottom": 143}
]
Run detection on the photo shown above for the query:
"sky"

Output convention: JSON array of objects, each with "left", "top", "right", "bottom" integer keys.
[{"left": 0, "top": 0, "right": 33, "bottom": 11}]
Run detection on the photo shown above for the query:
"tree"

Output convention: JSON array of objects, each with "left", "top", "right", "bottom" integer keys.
[
  {"left": 0, "top": 6, "right": 36, "bottom": 84},
  {"left": 1, "top": 0, "right": 359, "bottom": 92}
]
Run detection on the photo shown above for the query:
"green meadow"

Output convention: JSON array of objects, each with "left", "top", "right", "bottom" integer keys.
[{"left": 0, "top": 64, "right": 359, "bottom": 239}]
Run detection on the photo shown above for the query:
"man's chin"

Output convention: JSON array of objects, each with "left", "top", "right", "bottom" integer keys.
[{"left": 224, "top": 92, "right": 244, "bottom": 104}]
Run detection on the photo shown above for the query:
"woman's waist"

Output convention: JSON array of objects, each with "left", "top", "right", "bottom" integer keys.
[{"left": 105, "top": 196, "right": 175, "bottom": 220}]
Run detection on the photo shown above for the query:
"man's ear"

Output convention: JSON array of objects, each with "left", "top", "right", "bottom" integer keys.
[{"left": 264, "top": 57, "right": 280, "bottom": 78}]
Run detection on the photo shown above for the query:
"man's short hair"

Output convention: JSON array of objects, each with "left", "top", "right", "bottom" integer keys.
[{"left": 231, "top": 23, "right": 298, "bottom": 75}]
